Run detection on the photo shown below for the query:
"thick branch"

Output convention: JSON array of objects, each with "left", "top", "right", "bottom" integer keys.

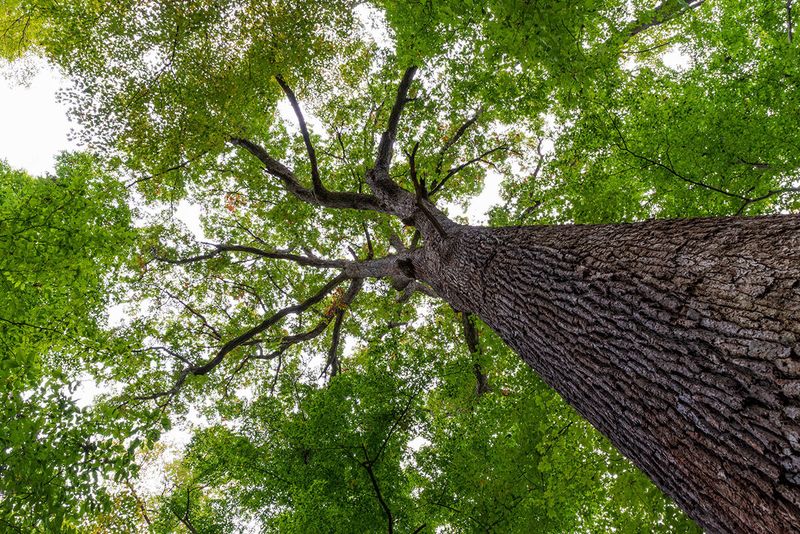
[
  {"left": 230, "top": 137, "right": 300, "bottom": 190},
  {"left": 157, "top": 242, "right": 433, "bottom": 283},
  {"left": 230, "top": 137, "right": 383, "bottom": 212},
  {"left": 326, "top": 308, "right": 346, "bottom": 377},
  {"left": 397, "top": 280, "right": 439, "bottom": 302},
  {"left": 275, "top": 75, "right": 324, "bottom": 193},
  {"left": 247, "top": 278, "right": 363, "bottom": 371},
  {"left": 376, "top": 66, "right": 418, "bottom": 170},
  {"left": 406, "top": 141, "right": 424, "bottom": 199},
  {"left": 462, "top": 313, "right": 491, "bottom": 396},
  {"left": 154, "top": 242, "right": 349, "bottom": 269},
  {"left": 192, "top": 274, "right": 347, "bottom": 375},
  {"left": 228, "top": 277, "right": 363, "bottom": 386}
]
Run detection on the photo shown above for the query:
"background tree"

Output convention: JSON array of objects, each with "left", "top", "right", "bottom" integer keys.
[
  {"left": 0, "top": 154, "right": 137, "bottom": 531},
  {"left": 2, "top": 0, "right": 799, "bottom": 532}
]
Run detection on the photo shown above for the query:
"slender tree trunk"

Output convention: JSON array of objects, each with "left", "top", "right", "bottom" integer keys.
[{"left": 413, "top": 214, "right": 800, "bottom": 533}]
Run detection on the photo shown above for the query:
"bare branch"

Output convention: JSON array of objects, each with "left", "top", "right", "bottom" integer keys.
[
  {"left": 361, "top": 453, "right": 394, "bottom": 534},
  {"left": 229, "top": 137, "right": 304, "bottom": 190},
  {"left": 611, "top": 122, "right": 800, "bottom": 213},
  {"left": 435, "top": 108, "right": 483, "bottom": 176},
  {"left": 736, "top": 187, "right": 800, "bottom": 215},
  {"left": 228, "top": 277, "right": 363, "bottom": 389},
  {"left": 258, "top": 277, "right": 362, "bottom": 360},
  {"left": 362, "top": 221, "right": 374, "bottom": 259},
  {"left": 325, "top": 308, "right": 346, "bottom": 378},
  {"left": 270, "top": 355, "right": 283, "bottom": 395},
  {"left": 171, "top": 488, "right": 199, "bottom": 534},
  {"left": 462, "top": 312, "right": 480, "bottom": 355},
  {"left": 153, "top": 242, "right": 350, "bottom": 269},
  {"left": 609, "top": 119, "right": 749, "bottom": 201},
  {"left": 429, "top": 145, "right": 510, "bottom": 197},
  {"left": 376, "top": 67, "right": 418, "bottom": 170},
  {"left": 388, "top": 231, "right": 406, "bottom": 253},
  {"left": 372, "top": 391, "right": 418, "bottom": 464},
  {"left": 192, "top": 274, "right": 348, "bottom": 375},
  {"left": 133, "top": 274, "right": 349, "bottom": 403},
  {"left": 406, "top": 141, "right": 425, "bottom": 199},
  {"left": 624, "top": 0, "right": 706, "bottom": 40},
  {"left": 275, "top": 75, "right": 324, "bottom": 193},
  {"left": 231, "top": 137, "right": 384, "bottom": 212},
  {"left": 322, "top": 278, "right": 364, "bottom": 378},
  {"left": 124, "top": 481, "right": 153, "bottom": 527}
]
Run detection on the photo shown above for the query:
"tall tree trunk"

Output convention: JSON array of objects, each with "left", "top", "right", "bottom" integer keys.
[{"left": 413, "top": 214, "right": 800, "bottom": 533}]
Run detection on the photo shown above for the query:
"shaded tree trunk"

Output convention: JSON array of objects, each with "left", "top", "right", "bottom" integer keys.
[
  {"left": 413, "top": 214, "right": 800, "bottom": 533},
  {"left": 239, "top": 67, "right": 800, "bottom": 532}
]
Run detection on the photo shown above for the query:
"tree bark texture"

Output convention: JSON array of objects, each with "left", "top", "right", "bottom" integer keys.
[{"left": 412, "top": 214, "right": 800, "bottom": 533}]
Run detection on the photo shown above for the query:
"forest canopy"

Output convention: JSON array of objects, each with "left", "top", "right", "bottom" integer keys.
[{"left": 1, "top": 1, "right": 798, "bottom": 532}]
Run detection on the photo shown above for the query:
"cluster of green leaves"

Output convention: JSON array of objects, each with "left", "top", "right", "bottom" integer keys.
[
  {"left": 487, "top": 0, "right": 800, "bottom": 225},
  {"left": 0, "top": 154, "right": 141, "bottom": 531},
  {"left": 2, "top": 0, "right": 797, "bottom": 531}
]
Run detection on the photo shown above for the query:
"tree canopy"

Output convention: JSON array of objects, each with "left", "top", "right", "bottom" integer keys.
[{"left": 1, "top": 0, "right": 797, "bottom": 531}]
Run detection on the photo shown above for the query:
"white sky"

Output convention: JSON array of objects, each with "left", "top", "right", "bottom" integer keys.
[{"left": 0, "top": 58, "right": 78, "bottom": 175}]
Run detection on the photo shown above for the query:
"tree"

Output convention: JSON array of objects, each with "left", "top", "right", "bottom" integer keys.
[
  {"left": 2, "top": 1, "right": 799, "bottom": 532},
  {"left": 0, "top": 155, "right": 136, "bottom": 530}
]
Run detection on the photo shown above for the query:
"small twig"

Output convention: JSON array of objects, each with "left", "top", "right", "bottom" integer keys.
[
  {"left": 429, "top": 145, "right": 510, "bottom": 197},
  {"left": 132, "top": 274, "right": 349, "bottom": 403},
  {"left": 125, "top": 151, "right": 208, "bottom": 188},
  {"left": 435, "top": 107, "right": 484, "bottom": 177},
  {"left": 736, "top": 187, "right": 800, "bottom": 215}
]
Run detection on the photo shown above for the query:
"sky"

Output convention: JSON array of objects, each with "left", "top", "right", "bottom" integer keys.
[{"left": 0, "top": 58, "right": 78, "bottom": 175}]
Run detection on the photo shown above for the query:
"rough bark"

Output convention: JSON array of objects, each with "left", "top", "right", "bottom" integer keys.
[
  {"left": 411, "top": 214, "right": 800, "bottom": 533},
  {"left": 236, "top": 68, "right": 800, "bottom": 531}
]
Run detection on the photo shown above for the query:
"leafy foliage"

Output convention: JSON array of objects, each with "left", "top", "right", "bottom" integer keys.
[
  {"left": 0, "top": 155, "right": 137, "bottom": 531},
  {"left": 1, "top": 0, "right": 797, "bottom": 531}
]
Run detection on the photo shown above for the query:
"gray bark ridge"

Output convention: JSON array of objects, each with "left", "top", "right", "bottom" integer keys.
[{"left": 412, "top": 214, "right": 800, "bottom": 533}]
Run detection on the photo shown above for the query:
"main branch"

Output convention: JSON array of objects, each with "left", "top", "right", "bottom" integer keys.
[
  {"left": 230, "top": 137, "right": 384, "bottom": 212},
  {"left": 275, "top": 74, "right": 325, "bottom": 193}
]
